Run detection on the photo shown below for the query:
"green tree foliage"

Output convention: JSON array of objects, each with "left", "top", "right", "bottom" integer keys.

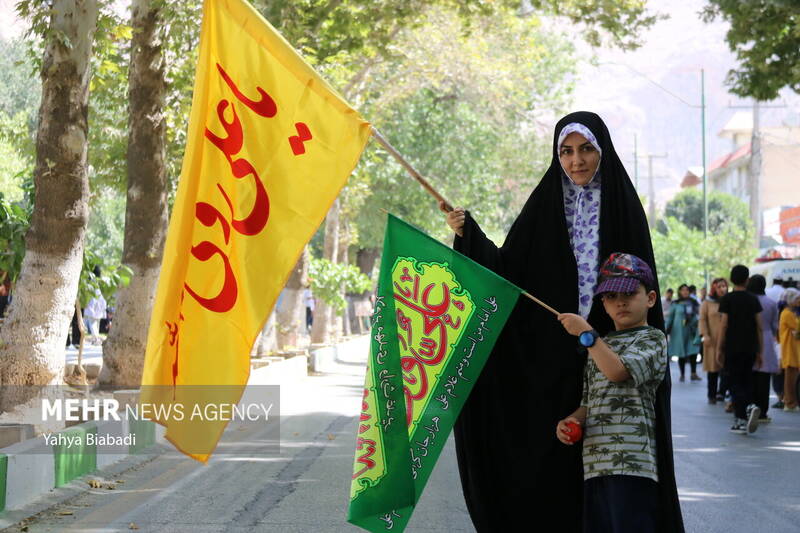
[
  {"left": 308, "top": 256, "right": 371, "bottom": 311},
  {"left": 78, "top": 250, "right": 132, "bottom": 308},
  {"left": 86, "top": 187, "right": 126, "bottom": 265},
  {"left": 0, "top": 38, "right": 39, "bottom": 200},
  {"left": 652, "top": 218, "right": 706, "bottom": 290},
  {"left": 85, "top": 1, "right": 202, "bottom": 195},
  {"left": 702, "top": 1, "right": 800, "bottom": 100},
  {"left": 0, "top": 192, "right": 29, "bottom": 283},
  {"left": 661, "top": 188, "right": 752, "bottom": 234},
  {"left": 352, "top": 7, "right": 573, "bottom": 249},
  {"left": 0, "top": 39, "right": 40, "bottom": 116},
  {"left": 526, "top": 0, "right": 662, "bottom": 50},
  {"left": 259, "top": 0, "right": 660, "bottom": 67},
  {"left": 653, "top": 191, "right": 757, "bottom": 290}
]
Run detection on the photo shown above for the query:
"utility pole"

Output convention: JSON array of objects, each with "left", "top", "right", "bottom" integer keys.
[
  {"left": 750, "top": 100, "right": 762, "bottom": 248},
  {"left": 701, "top": 69, "right": 708, "bottom": 292},
  {"left": 646, "top": 153, "right": 668, "bottom": 227},
  {"left": 728, "top": 99, "right": 785, "bottom": 249}
]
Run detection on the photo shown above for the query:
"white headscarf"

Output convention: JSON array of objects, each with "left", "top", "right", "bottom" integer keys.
[
  {"left": 783, "top": 287, "right": 800, "bottom": 306},
  {"left": 557, "top": 122, "right": 602, "bottom": 185}
]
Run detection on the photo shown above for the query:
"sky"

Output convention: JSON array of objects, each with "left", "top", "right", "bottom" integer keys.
[
  {"left": 0, "top": 0, "right": 18, "bottom": 40},
  {"left": 570, "top": 0, "right": 800, "bottom": 208}
]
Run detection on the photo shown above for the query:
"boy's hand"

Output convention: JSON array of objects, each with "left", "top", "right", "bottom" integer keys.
[
  {"left": 556, "top": 416, "right": 583, "bottom": 445},
  {"left": 557, "top": 313, "right": 592, "bottom": 336}
]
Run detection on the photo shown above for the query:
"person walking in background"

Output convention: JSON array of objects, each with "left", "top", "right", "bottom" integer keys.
[
  {"left": 661, "top": 288, "right": 673, "bottom": 316},
  {"left": 689, "top": 285, "right": 701, "bottom": 306},
  {"left": 747, "top": 275, "right": 779, "bottom": 422},
  {"left": 0, "top": 275, "right": 10, "bottom": 318},
  {"left": 766, "top": 277, "right": 785, "bottom": 304},
  {"left": 666, "top": 284, "right": 701, "bottom": 382},
  {"left": 778, "top": 288, "right": 800, "bottom": 412},
  {"left": 65, "top": 309, "right": 81, "bottom": 349},
  {"left": 690, "top": 284, "right": 706, "bottom": 375},
  {"left": 716, "top": 265, "right": 762, "bottom": 434},
  {"left": 700, "top": 278, "right": 727, "bottom": 404},
  {"left": 303, "top": 287, "right": 315, "bottom": 330},
  {"left": 84, "top": 288, "right": 107, "bottom": 345},
  {"left": 769, "top": 277, "right": 787, "bottom": 409}
]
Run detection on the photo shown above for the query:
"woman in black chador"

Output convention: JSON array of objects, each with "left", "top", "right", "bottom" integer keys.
[{"left": 442, "top": 111, "right": 684, "bottom": 532}]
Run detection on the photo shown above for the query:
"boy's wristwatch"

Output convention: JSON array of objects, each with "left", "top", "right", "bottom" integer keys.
[{"left": 578, "top": 329, "right": 599, "bottom": 348}]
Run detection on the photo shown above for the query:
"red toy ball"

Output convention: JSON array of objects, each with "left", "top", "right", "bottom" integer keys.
[{"left": 564, "top": 421, "right": 583, "bottom": 443}]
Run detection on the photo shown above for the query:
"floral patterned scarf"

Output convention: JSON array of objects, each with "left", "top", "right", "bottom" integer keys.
[{"left": 559, "top": 122, "right": 602, "bottom": 318}]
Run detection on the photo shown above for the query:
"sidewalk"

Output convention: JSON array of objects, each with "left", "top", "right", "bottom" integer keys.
[
  {"left": 0, "top": 335, "right": 375, "bottom": 532},
  {"left": 64, "top": 344, "right": 103, "bottom": 379},
  {"left": 0, "top": 341, "right": 314, "bottom": 523}
]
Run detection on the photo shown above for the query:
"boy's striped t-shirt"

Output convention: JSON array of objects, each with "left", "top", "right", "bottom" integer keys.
[{"left": 581, "top": 325, "right": 667, "bottom": 482}]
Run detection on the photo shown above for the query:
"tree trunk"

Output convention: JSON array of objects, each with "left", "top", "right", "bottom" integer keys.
[
  {"left": 356, "top": 247, "right": 380, "bottom": 279},
  {"left": 310, "top": 199, "right": 339, "bottom": 344},
  {"left": 251, "top": 310, "right": 277, "bottom": 356},
  {"left": 100, "top": 0, "right": 168, "bottom": 388},
  {"left": 340, "top": 238, "right": 351, "bottom": 337},
  {"left": 276, "top": 246, "right": 308, "bottom": 350},
  {"left": 352, "top": 247, "right": 380, "bottom": 334},
  {"left": 0, "top": 0, "right": 98, "bottom": 409}
]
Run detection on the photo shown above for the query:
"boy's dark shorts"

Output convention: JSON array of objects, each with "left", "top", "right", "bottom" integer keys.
[{"left": 584, "top": 474, "right": 658, "bottom": 533}]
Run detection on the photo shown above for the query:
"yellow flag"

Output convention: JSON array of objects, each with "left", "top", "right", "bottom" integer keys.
[{"left": 140, "top": 0, "right": 371, "bottom": 462}]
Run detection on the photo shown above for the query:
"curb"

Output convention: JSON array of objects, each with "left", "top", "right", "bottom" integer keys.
[
  {"left": 0, "top": 353, "right": 307, "bottom": 516},
  {"left": 309, "top": 336, "right": 367, "bottom": 373},
  {"left": 0, "top": 416, "right": 166, "bottom": 513},
  {"left": 249, "top": 354, "right": 308, "bottom": 384}
]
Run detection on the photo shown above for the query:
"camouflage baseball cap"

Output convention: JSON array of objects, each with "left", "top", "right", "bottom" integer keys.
[{"left": 594, "top": 252, "right": 655, "bottom": 295}]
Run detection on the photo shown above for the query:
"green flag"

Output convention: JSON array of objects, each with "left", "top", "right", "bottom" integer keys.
[{"left": 347, "top": 214, "right": 523, "bottom": 532}]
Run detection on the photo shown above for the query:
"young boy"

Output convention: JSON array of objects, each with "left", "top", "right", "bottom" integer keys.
[
  {"left": 556, "top": 252, "right": 668, "bottom": 533},
  {"left": 716, "top": 264, "right": 763, "bottom": 433}
]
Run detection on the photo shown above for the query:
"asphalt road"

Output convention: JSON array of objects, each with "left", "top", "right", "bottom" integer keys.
[
  {"left": 670, "top": 369, "right": 799, "bottom": 533},
  {"left": 3, "top": 338, "right": 798, "bottom": 532}
]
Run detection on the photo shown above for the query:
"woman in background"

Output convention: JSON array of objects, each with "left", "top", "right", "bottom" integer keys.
[
  {"left": 747, "top": 275, "right": 779, "bottom": 421},
  {"left": 778, "top": 288, "right": 800, "bottom": 412},
  {"left": 666, "top": 284, "right": 701, "bottom": 382},
  {"left": 700, "top": 278, "right": 727, "bottom": 403}
]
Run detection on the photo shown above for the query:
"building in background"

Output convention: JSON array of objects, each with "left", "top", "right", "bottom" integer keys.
[
  {"left": 682, "top": 111, "right": 800, "bottom": 256},
  {"left": 781, "top": 206, "right": 800, "bottom": 245}
]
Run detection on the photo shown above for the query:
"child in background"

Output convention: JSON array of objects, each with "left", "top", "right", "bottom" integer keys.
[
  {"left": 556, "top": 253, "right": 669, "bottom": 533},
  {"left": 715, "top": 265, "right": 763, "bottom": 434}
]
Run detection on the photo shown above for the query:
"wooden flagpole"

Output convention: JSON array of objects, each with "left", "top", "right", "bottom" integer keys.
[
  {"left": 371, "top": 128, "right": 561, "bottom": 317},
  {"left": 522, "top": 292, "right": 560, "bottom": 315},
  {"left": 370, "top": 127, "right": 454, "bottom": 212}
]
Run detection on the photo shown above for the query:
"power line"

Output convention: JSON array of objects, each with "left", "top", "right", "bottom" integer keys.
[{"left": 597, "top": 62, "right": 698, "bottom": 108}]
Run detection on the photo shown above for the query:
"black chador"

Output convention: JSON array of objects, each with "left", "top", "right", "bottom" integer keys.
[{"left": 452, "top": 111, "right": 684, "bottom": 533}]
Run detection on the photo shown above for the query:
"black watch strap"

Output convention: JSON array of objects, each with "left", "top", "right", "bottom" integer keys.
[{"left": 579, "top": 329, "right": 599, "bottom": 348}]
